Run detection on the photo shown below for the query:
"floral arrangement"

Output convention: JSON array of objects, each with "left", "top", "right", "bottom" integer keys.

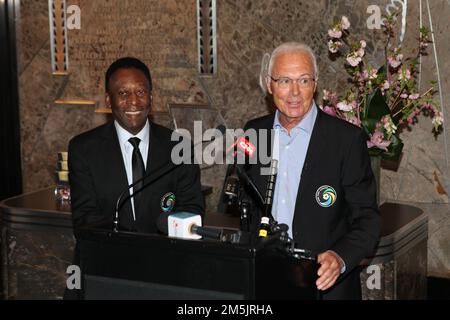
[{"left": 322, "top": 14, "right": 443, "bottom": 161}]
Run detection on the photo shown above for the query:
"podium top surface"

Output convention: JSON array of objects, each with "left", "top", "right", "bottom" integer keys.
[
  {"left": 379, "top": 202, "right": 423, "bottom": 237},
  {"left": 1, "top": 188, "right": 426, "bottom": 243},
  {"left": 0, "top": 186, "right": 213, "bottom": 229},
  {"left": 76, "top": 222, "right": 296, "bottom": 261},
  {"left": 1, "top": 187, "right": 71, "bottom": 214}
]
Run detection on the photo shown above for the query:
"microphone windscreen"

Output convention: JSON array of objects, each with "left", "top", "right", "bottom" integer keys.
[{"left": 168, "top": 212, "right": 202, "bottom": 239}]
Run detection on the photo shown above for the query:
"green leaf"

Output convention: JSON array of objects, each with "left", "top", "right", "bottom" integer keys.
[
  {"left": 361, "top": 118, "right": 378, "bottom": 136},
  {"left": 391, "top": 101, "right": 404, "bottom": 124},
  {"left": 364, "top": 88, "right": 390, "bottom": 120},
  {"left": 368, "top": 148, "right": 384, "bottom": 157},
  {"left": 377, "top": 65, "right": 387, "bottom": 79},
  {"left": 382, "top": 134, "right": 404, "bottom": 161}
]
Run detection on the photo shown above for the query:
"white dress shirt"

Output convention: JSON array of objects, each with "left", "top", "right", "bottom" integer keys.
[{"left": 114, "top": 120, "right": 150, "bottom": 220}]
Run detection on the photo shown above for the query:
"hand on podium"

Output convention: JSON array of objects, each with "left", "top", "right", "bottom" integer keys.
[{"left": 316, "top": 250, "right": 344, "bottom": 291}]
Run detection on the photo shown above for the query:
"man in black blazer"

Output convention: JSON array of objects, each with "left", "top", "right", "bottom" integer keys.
[
  {"left": 240, "top": 43, "right": 380, "bottom": 299},
  {"left": 68, "top": 57, "right": 204, "bottom": 234}
]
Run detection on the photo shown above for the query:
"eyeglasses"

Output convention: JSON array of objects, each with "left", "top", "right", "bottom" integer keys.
[{"left": 268, "top": 75, "right": 316, "bottom": 89}]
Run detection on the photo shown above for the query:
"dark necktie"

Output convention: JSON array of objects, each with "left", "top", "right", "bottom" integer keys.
[{"left": 128, "top": 137, "right": 145, "bottom": 218}]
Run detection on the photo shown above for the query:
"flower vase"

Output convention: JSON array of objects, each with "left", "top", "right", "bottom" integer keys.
[{"left": 370, "top": 156, "right": 381, "bottom": 206}]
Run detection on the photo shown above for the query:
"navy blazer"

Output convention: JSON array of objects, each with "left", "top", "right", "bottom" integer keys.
[
  {"left": 242, "top": 106, "right": 380, "bottom": 299},
  {"left": 68, "top": 121, "right": 204, "bottom": 234}
]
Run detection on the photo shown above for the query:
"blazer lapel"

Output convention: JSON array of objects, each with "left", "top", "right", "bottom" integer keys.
[
  {"left": 248, "top": 114, "right": 275, "bottom": 197},
  {"left": 134, "top": 122, "right": 170, "bottom": 225},
  {"left": 293, "top": 109, "right": 328, "bottom": 225},
  {"left": 101, "top": 122, "right": 136, "bottom": 230},
  {"left": 145, "top": 122, "right": 170, "bottom": 178}
]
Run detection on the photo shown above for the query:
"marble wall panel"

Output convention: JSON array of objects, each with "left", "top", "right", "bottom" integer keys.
[{"left": 16, "top": 0, "right": 450, "bottom": 278}]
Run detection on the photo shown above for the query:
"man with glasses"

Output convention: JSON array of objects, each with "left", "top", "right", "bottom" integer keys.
[{"left": 241, "top": 42, "right": 380, "bottom": 299}]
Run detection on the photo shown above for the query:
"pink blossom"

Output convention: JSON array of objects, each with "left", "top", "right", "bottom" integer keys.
[
  {"left": 326, "top": 90, "right": 338, "bottom": 105},
  {"left": 388, "top": 48, "right": 404, "bottom": 68},
  {"left": 323, "top": 89, "right": 331, "bottom": 101},
  {"left": 337, "top": 101, "right": 353, "bottom": 112},
  {"left": 361, "top": 70, "right": 369, "bottom": 80},
  {"left": 341, "top": 16, "right": 350, "bottom": 30},
  {"left": 408, "top": 93, "right": 420, "bottom": 100},
  {"left": 346, "top": 115, "right": 361, "bottom": 127},
  {"left": 420, "top": 42, "right": 429, "bottom": 50},
  {"left": 388, "top": 55, "right": 403, "bottom": 68},
  {"left": 360, "top": 40, "right": 366, "bottom": 48},
  {"left": 382, "top": 115, "right": 397, "bottom": 135},
  {"left": 367, "top": 131, "right": 391, "bottom": 151},
  {"left": 365, "top": 68, "right": 377, "bottom": 80},
  {"left": 407, "top": 112, "right": 418, "bottom": 124},
  {"left": 382, "top": 80, "right": 390, "bottom": 90},
  {"left": 328, "top": 40, "right": 342, "bottom": 53},
  {"left": 432, "top": 111, "right": 444, "bottom": 128},
  {"left": 398, "top": 68, "right": 411, "bottom": 80},
  {"left": 346, "top": 52, "right": 362, "bottom": 67},
  {"left": 323, "top": 106, "right": 337, "bottom": 117},
  {"left": 356, "top": 47, "right": 365, "bottom": 57},
  {"left": 328, "top": 28, "right": 342, "bottom": 39},
  {"left": 400, "top": 93, "right": 408, "bottom": 99}
]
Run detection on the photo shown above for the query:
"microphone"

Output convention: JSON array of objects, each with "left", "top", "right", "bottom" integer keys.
[
  {"left": 156, "top": 211, "right": 224, "bottom": 241},
  {"left": 263, "top": 159, "right": 278, "bottom": 219},
  {"left": 190, "top": 224, "right": 223, "bottom": 240},
  {"left": 235, "top": 165, "right": 264, "bottom": 207},
  {"left": 223, "top": 169, "right": 240, "bottom": 204},
  {"left": 222, "top": 136, "right": 245, "bottom": 204},
  {"left": 223, "top": 136, "right": 264, "bottom": 206},
  {"left": 258, "top": 158, "right": 278, "bottom": 238}
]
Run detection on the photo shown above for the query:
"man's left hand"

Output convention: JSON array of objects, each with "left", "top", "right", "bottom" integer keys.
[{"left": 316, "top": 250, "right": 343, "bottom": 291}]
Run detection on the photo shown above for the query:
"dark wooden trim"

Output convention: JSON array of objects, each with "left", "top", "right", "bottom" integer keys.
[{"left": 0, "top": 0, "right": 22, "bottom": 201}]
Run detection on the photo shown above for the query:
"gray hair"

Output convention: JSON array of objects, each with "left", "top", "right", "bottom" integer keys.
[{"left": 259, "top": 42, "right": 318, "bottom": 94}]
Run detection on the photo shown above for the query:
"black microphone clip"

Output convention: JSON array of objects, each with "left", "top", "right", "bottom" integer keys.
[{"left": 223, "top": 166, "right": 240, "bottom": 205}]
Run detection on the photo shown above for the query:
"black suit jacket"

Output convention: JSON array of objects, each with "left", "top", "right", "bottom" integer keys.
[
  {"left": 68, "top": 121, "right": 204, "bottom": 234},
  {"left": 242, "top": 107, "right": 380, "bottom": 299}
]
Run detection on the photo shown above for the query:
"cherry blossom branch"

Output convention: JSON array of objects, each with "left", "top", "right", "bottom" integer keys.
[{"left": 392, "top": 87, "right": 434, "bottom": 118}]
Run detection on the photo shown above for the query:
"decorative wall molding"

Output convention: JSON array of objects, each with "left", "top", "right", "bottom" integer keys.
[
  {"left": 197, "top": 0, "right": 217, "bottom": 75},
  {"left": 54, "top": 99, "right": 97, "bottom": 105},
  {"left": 48, "top": 0, "right": 69, "bottom": 75}
]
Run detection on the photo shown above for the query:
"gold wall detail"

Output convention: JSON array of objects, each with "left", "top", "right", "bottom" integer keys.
[
  {"left": 197, "top": 0, "right": 217, "bottom": 75},
  {"left": 48, "top": 0, "right": 69, "bottom": 75}
]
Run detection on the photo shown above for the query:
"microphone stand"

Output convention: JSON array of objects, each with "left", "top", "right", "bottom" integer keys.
[
  {"left": 235, "top": 165, "right": 264, "bottom": 233},
  {"left": 223, "top": 135, "right": 264, "bottom": 233}
]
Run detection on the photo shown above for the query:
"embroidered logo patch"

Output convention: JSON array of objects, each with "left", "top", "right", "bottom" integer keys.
[
  {"left": 160, "top": 192, "right": 176, "bottom": 212},
  {"left": 315, "top": 185, "right": 337, "bottom": 207}
]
